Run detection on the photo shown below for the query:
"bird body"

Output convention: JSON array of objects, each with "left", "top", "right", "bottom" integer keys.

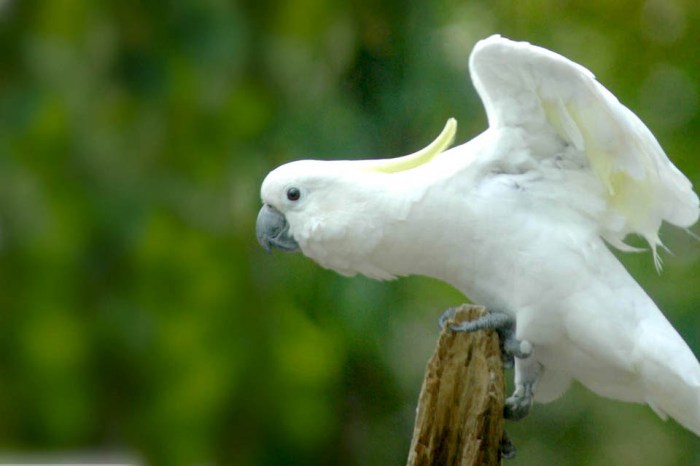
[{"left": 257, "top": 36, "right": 700, "bottom": 435}]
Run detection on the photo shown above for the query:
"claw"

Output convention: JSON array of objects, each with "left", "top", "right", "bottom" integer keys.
[
  {"left": 502, "top": 352, "right": 515, "bottom": 370},
  {"left": 439, "top": 307, "right": 532, "bottom": 364},
  {"left": 500, "top": 431, "right": 517, "bottom": 460},
  {"left": 438, "top": 307, "right": 458, "bottom": 330},
  {"left": 504, "top": 382, "right": 534, "bottom": 421},
  {"left": 439, "top": 306, "right": 538, "bottom": 424}
]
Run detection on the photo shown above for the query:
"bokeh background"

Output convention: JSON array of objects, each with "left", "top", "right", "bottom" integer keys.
[{"left": 1, "top": 0, "right": 699, "bottom": 464}]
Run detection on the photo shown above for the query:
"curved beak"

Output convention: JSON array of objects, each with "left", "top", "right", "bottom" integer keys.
[{"left": 256, "top": 204, "right": 300, "bottom": 253}]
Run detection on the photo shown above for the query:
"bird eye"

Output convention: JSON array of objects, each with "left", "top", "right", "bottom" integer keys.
[{"left": 286, "top": 187, "right": 301, "bottom": 201}]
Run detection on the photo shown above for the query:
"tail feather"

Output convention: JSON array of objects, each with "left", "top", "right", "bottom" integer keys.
[
  {"left": 647, "top": 387, "right": 700, "bottom": 437},
  {"left": 638, "top": 318, "right": 700, "bottom": 436}
]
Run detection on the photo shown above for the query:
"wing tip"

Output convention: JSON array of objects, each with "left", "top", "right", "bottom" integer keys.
[
  {"left": 470, "top": 34, "right": 595, "bottom": 81},
  {"left": 471, "top": 34, "right": 512, "bottom": 61}
]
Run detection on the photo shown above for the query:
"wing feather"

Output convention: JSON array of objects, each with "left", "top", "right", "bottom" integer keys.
[{"left": 469, "top": 35, "right": 699, "bottom": 266}]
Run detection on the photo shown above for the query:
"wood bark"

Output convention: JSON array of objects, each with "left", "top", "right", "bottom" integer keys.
[{"left": 406, "top": 304, "right": 506, "bottom": 466}]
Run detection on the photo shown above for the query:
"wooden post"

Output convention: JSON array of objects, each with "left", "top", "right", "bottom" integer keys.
[{"left": 406, "top": 304, "right": 506, "bottom": 466}]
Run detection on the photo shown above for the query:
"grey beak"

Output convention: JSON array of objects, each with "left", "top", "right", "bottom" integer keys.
[{"left": 256, "top": 204, "right": 300, "bottom": 252}]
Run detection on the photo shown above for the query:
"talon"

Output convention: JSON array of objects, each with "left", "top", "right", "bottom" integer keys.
[
  {"left": 502, "top": 353, "right": 515, "bottom": 369},
  {"left": 500, "top": 431, "right": 516, "bottom": 460},
  {"left": 504, "top": 384, "right": 534, "bottom": 421},
  {"left": 438, "top": 307, "right": 458, "bottom": 329},
  {"left": 438, "top": 306, "right": 532, "bottom": 366},
  {"left": 504, "top": 397, "right": 531, "bottom": 421}
]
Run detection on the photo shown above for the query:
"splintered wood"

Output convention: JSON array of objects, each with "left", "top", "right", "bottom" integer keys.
[{"left": 407, "top": 305, "right": 505, "bottom": 466}]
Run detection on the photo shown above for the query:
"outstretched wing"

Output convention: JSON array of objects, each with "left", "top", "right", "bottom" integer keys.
[{"left": 469, "top": 35, "right": 699, "bottom": 266}]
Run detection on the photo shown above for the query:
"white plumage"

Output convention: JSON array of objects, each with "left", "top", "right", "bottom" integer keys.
[{"left": 258, "top": 36, "right": 700, "bottom": 435}]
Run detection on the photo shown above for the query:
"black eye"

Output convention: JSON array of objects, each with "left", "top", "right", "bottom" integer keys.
[{"left": 286, "top": 187, "right": 301, "bottom": 201}]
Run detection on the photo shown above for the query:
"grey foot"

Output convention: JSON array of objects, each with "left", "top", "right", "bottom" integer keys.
[
  {"left": 437, "top": 306, "right": 458, "bottom": 330},
  {"left": 438, "top": 307, "right": 532, "bottom": 368},
  {"left": 504, "top": 383, "right": 534, "bottom": 421},
  {"left": 500, "top": 431, "right": 516, "bottom": 460}
]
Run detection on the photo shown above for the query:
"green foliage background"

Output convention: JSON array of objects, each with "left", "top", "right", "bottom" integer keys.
[{"left": 1, "top": 0, "right": 699, "bottom": 464}]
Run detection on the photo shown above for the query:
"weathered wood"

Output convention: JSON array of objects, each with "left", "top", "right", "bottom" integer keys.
[{"left": 406, "top": 304, "right": 506, "bottom": 466}]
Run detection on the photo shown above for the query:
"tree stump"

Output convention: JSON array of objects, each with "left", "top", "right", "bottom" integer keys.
[{"left": 406, "top": 304, "right": 506, "bottom": 466}]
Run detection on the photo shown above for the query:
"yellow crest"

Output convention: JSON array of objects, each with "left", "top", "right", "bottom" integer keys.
[{"left": 362, "top": 118, "right": 457, "bottom": 173}]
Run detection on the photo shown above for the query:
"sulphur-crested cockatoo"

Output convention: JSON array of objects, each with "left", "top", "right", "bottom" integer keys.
[{"left": 256, "top": 35, "right": 700, "bottom": 435}]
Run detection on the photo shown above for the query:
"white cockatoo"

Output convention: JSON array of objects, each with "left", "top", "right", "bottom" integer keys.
[{"left": 256, "top": 35, "right": 700, "bottom": 436}]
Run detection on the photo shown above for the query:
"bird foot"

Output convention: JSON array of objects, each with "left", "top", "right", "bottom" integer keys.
[
  {"left": 439, "top": 307, "right": 536, "bottom": 457},
  {"left": 504, "top": 382, "right": 534, "bottom": 421},
  {"left": 439, "top": 307, "right": 532, "bottom": 368}
]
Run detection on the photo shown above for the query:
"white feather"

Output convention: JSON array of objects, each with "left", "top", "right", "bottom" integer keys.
[
  {"left": 468, "top": 35, "right": 699, "bottom": 268},
  {"left": 259, "top": 35, "right": 700, "bottom": 437}
]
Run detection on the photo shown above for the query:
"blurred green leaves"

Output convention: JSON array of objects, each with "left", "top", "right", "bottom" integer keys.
[{"left": 0, "top": 0, "right": 699, "bottom": 465}]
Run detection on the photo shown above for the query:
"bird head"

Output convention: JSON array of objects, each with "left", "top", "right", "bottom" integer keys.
[
  {"left": 256, "top": 119, "right": 458, "bottom": 276},
  {"left": 256, "top": 159, "right": 363, "bottom": 255}
]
